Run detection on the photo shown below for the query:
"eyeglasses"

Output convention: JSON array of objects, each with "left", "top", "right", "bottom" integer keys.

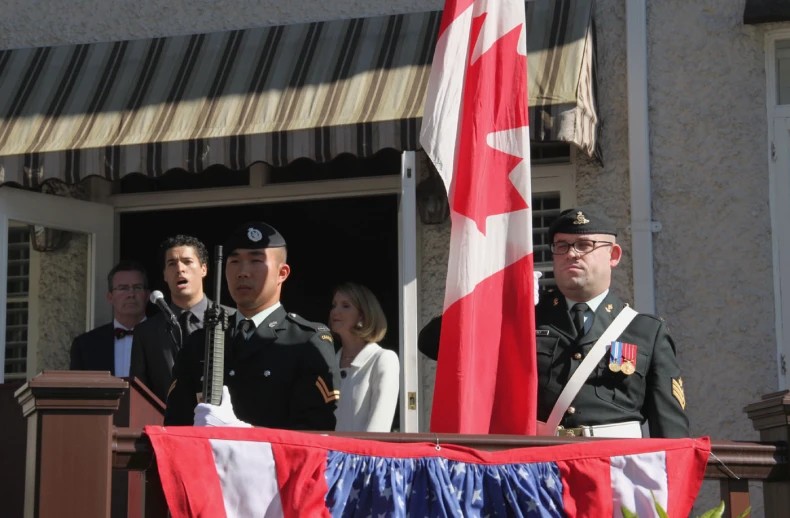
[
  {"left": 112, "top": 284, "right": 147, "bottom": 294},
  {"left": 550, "top": 240, "right": 614, "bottom": 255}
]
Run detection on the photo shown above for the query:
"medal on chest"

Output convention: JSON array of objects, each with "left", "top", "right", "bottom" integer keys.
[
  {"left": 609, "top": 341, "right": 623, "bottom": 372},
  {"left": 621, "top": 343, "right": 637, "bottom": 375},
  {"left": 610, "top": 341, "right": 637, "bottom": 375}
]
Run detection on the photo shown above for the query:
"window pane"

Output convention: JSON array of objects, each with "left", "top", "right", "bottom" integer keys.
[
  {"left": 5, "top": 226, "right": 29, "bottom": 378},
  {"left": 7, "top": 227, "right": 30, "bottom": 296},
  {"left": 532, "top": 192, "right": 561, "bottom": 287},
  {"left": 5, "top": 301, "right": 28, "bottom": 378}
]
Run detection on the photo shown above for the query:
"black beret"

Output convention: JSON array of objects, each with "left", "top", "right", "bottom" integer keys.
[
  {"left": 548, "top": 207, "right": 617, "bottom": 241},
  {"left": 224, "top": 221, "right": 286, "bottom": 254}
]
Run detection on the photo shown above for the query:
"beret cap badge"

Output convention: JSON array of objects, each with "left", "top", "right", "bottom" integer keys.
[
  {"left": 226, "top": 221, "right": 286, "bottom": 254},
  {"left": 247, "top": 227, "right": 263, "bottom": 242},
  {"left": 548, "top": 206, "right": 617, "bottom": 241},
  {"left": 573, "top": 211, "right": 590, "bottom": 225}
]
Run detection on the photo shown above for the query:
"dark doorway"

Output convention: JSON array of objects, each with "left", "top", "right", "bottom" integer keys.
[{"left": 118, "top": 194, "right": 401, "bottom": 355}]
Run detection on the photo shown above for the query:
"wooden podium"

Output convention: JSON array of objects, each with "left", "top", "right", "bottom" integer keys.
[
  {"left": 112, "top": 376, "right": 166, "bottom": 518},
  {"left": 9, "top": 372, "right": 165, "bottom": 518}
]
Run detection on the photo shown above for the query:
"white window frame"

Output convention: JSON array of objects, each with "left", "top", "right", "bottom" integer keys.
[
  {"left": 0, "top": 188, "right": 114, "bottom": 383},
  {"left": 2, "top": 224, "right": 43, "bottom": 381},
  {"left": 400, "top": 151, "right": 419, "bottom": 433},
  {"left": 531, "top": 161, "right": 577, "bottom": 281},
  {"left": 531, "top": 162, "right": 576, "bottom": 206},
  {"left": 765, "top": 29, "right": 790, "bottom": 389},
  {"left": 27, "top": 247, "right": 41, "bottom": 379}
]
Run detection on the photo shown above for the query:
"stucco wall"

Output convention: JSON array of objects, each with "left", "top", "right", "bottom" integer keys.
[
  {"left": 417, "top": 151, "right": 449, "bottom": 430},
  {"left": 35, "top": 232, "right": 89, "bottom": 371},
  {"left": 0, "top": 0, "right": 444, "bottom": 49},
  {"left": 27, "top": 184, "right": 93, "bottom": 373},
  {"left": 649, "top": 2, "right": 775, "bottom": 514},
  {"left": 576, "top": 1, "right": 778, "bottom": 515}
]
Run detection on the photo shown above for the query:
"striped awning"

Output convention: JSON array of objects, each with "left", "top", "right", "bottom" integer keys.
[{"left": 0, "top": 0, "right": 598, "bottom": 187}]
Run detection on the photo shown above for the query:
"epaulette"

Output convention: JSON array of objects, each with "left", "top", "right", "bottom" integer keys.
[
  {"left": 285, "top": 312, "right": 330, "bottom": 333},
  {"left": 634, "top": 307, "right": 663, "bottom": 322}
]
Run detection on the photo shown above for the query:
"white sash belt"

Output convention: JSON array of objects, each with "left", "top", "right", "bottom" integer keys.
[{"left": 536, "top": 306, "right": 638, "bottom": 436}]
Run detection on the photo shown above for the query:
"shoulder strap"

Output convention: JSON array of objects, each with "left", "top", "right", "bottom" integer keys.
[{"left": 543, "top": 306, "right": 638, "bottom": 432}]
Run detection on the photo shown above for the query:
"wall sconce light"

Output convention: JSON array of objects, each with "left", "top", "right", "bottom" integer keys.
[
  {"left": 27, "top": 181, "right": 74, "bottom": 252},
  {"left": 29, "top": 225, "right": 72, "bottom": 252},
  {"left": 416, "top": 169, "right": 450, "bottom": 225}
]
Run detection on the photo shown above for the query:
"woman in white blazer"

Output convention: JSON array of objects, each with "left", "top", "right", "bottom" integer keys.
[{"left": 330, "top": 282, "right": 399, "bottom": 432}]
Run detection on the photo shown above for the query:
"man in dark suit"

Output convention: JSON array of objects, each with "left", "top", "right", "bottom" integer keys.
[
  {"left": 130, "top": 235, "right": 232, "bottom": 403},
  {"left": 418, "top": 207, "right": 689, "bottom": 438},
  {"left": 164, "top": 222, "right": 340, "bottom": 430},
  {"left": 70, "top": 260, "right": 150, "bottom": 376}
]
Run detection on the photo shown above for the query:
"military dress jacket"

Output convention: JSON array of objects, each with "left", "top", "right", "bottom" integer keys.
[
  {"left": 536, "top": 290, "right": 689, "bottom": 438},
  {"left": 164, "top": 306, "right": 340, "bottom": 431}
]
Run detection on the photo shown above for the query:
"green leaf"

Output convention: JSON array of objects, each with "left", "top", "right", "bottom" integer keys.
[
  {"left": 652, "top": 491, "right": 670, "bottom": 518},
  {"left": 696, "top": 500, "right": 726, "bottom": 518},
  {"left": 618, "top": 497, "right": 751, "bottom": 518}
]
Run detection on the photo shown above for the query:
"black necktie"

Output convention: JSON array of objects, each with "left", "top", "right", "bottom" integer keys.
[
  {"left": 236, "top": 319, "right": 254, "bottom": 340},
  {"left": 178, "top": 310, "right": 197, "bottom": 341},
  {"left": 570, "top": 303, "right": 589, "bottom": 337}
]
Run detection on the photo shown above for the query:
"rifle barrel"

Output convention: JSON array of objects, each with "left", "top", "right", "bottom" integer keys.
[{"left": 202, "top": 245, "right": 226, "bottom": 405}]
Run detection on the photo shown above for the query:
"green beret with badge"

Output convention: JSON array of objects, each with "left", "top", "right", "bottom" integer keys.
[{"left": 548, "top": 206, "right": 618, "bottom": 241}]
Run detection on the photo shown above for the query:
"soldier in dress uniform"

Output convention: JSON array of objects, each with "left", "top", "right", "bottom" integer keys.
[
  {"left": 164, "top": 221, "right": 340, "bottom": 430},
  {"left": 418, "top": 206, "right": 689, "bottom": 438}
]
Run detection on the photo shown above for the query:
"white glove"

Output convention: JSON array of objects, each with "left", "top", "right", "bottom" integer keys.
[
  {"left": 534, "top": 271, "right": 542, "bottom": 306},
  {"left": 193, "top": 385, "right": 253, "bottom": 427}
]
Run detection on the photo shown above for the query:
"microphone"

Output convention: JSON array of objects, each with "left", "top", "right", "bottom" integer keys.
[{"left": 150, "top": 290, "right": 178, "bottom": 327}]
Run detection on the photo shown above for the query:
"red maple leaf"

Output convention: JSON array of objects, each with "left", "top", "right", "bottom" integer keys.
[{"left": 452, "top": 13, "right": 529, "bottom": 235}]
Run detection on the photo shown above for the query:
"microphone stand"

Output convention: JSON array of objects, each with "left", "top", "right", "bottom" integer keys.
[
  {"left": 164, "top": 313, "right": 183, "bottom": 351},
  {"left": 151, "top": 291, "right": 183, "bottom": 351}
]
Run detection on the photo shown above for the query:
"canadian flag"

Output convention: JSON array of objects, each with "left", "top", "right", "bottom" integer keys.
[{"left": 420, "top": 0, "right": 536, "bottom": 433}]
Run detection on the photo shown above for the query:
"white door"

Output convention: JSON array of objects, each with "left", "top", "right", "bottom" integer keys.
[
  {"left": 399, "top": 151, "right": 420, "bottom": 432},
  {"left": 772, "top": 117, "right": 790, "bottom": 390},
  {"left": 0, "top": 188, "right": 114, "bottom": 383}
]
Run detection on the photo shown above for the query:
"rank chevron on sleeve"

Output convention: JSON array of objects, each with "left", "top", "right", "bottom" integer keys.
[
  {"left": 316, "top": 376, "right": 340, "bottom": 403},
  {"left": 672, "top": 378, "right": 686, "bottom": 410}
]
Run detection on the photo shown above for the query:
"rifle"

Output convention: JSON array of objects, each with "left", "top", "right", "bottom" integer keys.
[{"left": 202, "top": 245, "right": 229, "bottom": 405}]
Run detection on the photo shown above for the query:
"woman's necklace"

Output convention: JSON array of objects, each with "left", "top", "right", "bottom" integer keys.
[{"left": 341, "top": 341, "right": 366, "bottom": 366}]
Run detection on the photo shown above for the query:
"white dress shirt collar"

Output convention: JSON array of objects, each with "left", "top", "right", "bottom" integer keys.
[
  {"left": 235, "top": 301, "right": 282, "bottom": 329},
  {"left": 565, "top": 289, "right": 609, "bottom": 314},
  {"left": 113, "top": 317, "right": 145, "bottom": 331}
]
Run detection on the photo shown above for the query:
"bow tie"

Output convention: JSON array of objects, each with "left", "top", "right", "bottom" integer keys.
[{"left": 114, "top": 328, "right": 133, "bottom": 339}]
